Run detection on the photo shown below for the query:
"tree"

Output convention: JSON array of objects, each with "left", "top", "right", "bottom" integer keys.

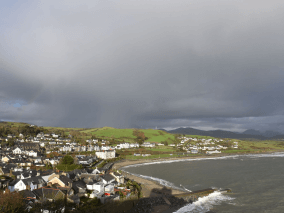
[
  {"left": 133, "top": 129, "right": 148, "bottom": 144},
  {"left": 0, "top": 189, "right": 25, "bottom": 213},
  {"left": 61, "top": 155, "right": 74, "bottom": 165},
  {"left": 162, "top": 141, "right": 168, "bottom": 146},
  {"left": 7, "top": 138, "right": 15, "bottom": 147}
]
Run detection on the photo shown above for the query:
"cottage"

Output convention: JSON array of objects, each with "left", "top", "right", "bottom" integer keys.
[
  {"left": 102, "top": 174, "right": 115, "bottom": 185},
  {"left": 48, "top": 175, "right": 73, "bottom": 188}
]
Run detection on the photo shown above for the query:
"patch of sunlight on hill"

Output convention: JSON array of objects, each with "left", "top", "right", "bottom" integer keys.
[
  {"left": 140, "top": 129, "right": 176, "bottom": 143},
  {"left": 93, "top": 128, "right": 136, "bottom": 139}
]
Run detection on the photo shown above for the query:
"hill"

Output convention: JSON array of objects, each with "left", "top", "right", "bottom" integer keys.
[
  {"left": 0, "top": 122, "right": 177, "bottom": 144},
  {"left": 163, "top": 127, "right": 267, "bottom": 140}
]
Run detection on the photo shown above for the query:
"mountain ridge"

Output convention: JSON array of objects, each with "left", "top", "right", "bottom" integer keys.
[{"left": 162, "top": 127, "right": 284, "bottom": 140}]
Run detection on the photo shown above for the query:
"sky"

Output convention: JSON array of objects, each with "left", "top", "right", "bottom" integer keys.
[{"left": 1, "top": 0, "right": 284, "bottom": 133}]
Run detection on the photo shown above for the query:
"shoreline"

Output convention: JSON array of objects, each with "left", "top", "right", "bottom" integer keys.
[{"left": 113, "top": 150, "right": 283, "bottom": 198}]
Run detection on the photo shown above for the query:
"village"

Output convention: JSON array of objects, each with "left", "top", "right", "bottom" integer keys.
[{"left": 0, "top": 129, "right": 238, "bottom": 212}]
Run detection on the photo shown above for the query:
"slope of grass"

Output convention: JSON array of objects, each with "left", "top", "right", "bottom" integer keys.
[
  {"left": 78, "top": 128, "right": 177, "bottom": 143},
  {"left": 0, "top": 121, "right": 30, "bottom": 128},
  {"left": 89, "top": 128, "right": 136, "bottom": 139}
]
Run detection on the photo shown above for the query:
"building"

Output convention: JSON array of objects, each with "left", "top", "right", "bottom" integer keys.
[{"left": 95, "top": 150, "right": 115, "bottom": 159}]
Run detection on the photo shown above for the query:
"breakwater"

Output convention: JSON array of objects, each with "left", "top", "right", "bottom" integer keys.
[{"left": 175, "top": 188, "right": 231, "bottom": 203}]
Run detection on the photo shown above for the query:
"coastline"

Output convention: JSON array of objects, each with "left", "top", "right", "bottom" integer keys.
[{"left": 113, "top": 150, "right": 283, "bottom": 198}]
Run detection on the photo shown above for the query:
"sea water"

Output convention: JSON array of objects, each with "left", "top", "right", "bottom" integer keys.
[{"left": 123, "top": 153, "right": 284, "bottom": 212}]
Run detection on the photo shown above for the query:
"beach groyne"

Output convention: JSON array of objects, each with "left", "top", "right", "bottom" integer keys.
[{"left": 174, "top": 188, "right": 231, "bottom": 202}]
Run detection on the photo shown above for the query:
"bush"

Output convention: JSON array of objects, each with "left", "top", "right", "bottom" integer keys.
[{"left": 61, "top": 155, "right": 74, "bottom": 165}]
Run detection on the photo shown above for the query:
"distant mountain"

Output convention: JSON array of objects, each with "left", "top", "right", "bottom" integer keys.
[
  {"left": 242, "top": 129, "right": 262, "bottom": 136},
  {"left": 262, "top": 130, "right": 282, "bottom": 138},
  {"left": 162, "top": 127, "right": 268, "bottom": 140},
  {"left": 242, "top": 129, "right": 282, "bottom": 138}
]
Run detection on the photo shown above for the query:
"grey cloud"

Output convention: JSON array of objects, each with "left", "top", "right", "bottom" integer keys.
[{"left": 1, "top": 0, "right": 284, "bottom": 132}]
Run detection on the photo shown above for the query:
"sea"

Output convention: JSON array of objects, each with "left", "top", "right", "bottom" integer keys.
[{"left": 122, "top": 153, "right": 284, "bottom": 213}]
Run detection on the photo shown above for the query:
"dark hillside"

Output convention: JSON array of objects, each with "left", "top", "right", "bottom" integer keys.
[{"left": 164, "top": 127, "right": 267, "bottom": 140}]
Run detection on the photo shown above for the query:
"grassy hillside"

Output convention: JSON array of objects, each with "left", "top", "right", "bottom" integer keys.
[
  {"left": 0, "top": 122, "right": 178, "bottom": 144},
  {"left": 80, "top": 127, "right": 176, "bottom": 143},
  {"left": 0, "top": 121, "right": 30, "bottom": 128}
]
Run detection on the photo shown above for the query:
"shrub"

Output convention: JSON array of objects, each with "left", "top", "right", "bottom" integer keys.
[{"left": 61, "top": 155, "right": 74, "bottom": 165}]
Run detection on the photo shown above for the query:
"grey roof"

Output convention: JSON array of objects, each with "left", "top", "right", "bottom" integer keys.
[
  {"left": 72, "top": 180, "right": 86, "bottom": 193},
  {"left": 59, "top": 175, "right": 73, "bottom": 186},
  {"left": 19, "top": 190, "right": 36, "bottom": 199},
  {"left": 41, "top": 169, "right": 54, "bottom": 176},
  {"left": 33, "top": 187, "right": 65, "bottom": 200},
  {"left": 9, "top": 179, "right": 20, "bottom": 186},
  {"left": 102, "top": 174, "right": 115, "bottom": 182},
  {"left": 22, "top": 176, "right": 46, "bottom": 186},
  {"left": 12, "top": 171, "right": 21, "bottom": 176}
]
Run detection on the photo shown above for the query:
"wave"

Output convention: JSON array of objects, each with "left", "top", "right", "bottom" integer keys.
[
  {"left": 246, "top": 152, "right": 284, "bottom": 158},
  {"left": 174, "top": 191, "right": 235, "bottom": 213}
]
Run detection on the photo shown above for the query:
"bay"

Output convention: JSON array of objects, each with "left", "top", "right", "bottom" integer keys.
[{"left": 123, "top": 153, "right": 284, "bottom": 212}]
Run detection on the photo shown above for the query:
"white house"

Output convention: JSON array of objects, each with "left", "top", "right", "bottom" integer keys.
[
  {"left": 95, "top": 150, "right": 116, "bottom": 159},
  {"left": 120, "top": 143, "right": 130, "bottom": 149},
  {"left": 92, "top": 182, "right": 104, "bottom": 193},
  {"left": 49, "top": 141, "right": 57, "bottom": 145},
  {"left": 9, "top": 179, "right": 26, "bottom": 192},
  {"left": 129, "top": 143, "right": 139, "bottom": 148},
  {"left": 52, "top": 134, "right": 59, "bottom": 138},
  {"left": 102, "top": 174, "right": 115, "bottom": 185},
  {"left": 141, "top": 142, "right": 155, "bottom": 148},
  {"left": 206, "top": 150, "right": 221, "bottom": 154},
  {"left": 27, "top": 150, "right": 38, "bottom": 157},
  {"left": 101, "top": 146, "right": 111, "bottom": 151},
  {"left": 9, "top": 177, "right": 45, "bottom": 192},
  {"left": 12, "top": 147, "right": 22, "bottom": 155}
]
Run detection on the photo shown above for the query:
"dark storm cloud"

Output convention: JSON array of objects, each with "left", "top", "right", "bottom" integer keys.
[{"left": 1, "top": 0, "right": 284, "bottom": 132}]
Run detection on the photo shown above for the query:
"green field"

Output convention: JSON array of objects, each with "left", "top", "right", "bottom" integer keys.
[{"left": 77, "top": 127, "right": 177, "bottom": 143}]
